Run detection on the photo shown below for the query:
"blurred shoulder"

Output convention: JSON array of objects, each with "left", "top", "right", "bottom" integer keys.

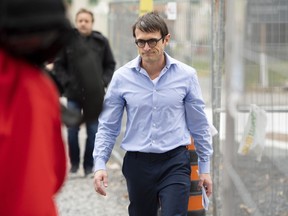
[{"left": 91, "top": 31, "right": 108, "bottom": 42}]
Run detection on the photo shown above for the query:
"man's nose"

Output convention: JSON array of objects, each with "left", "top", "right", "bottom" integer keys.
[{"left": 143, "top": 42, "right": 150, "bottom": 50}]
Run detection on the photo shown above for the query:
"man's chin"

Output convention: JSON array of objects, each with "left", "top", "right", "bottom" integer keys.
[
  {"left": 79, "top": 30, "right": 91, "bottom": 36},
  {"left": 142, "top": 56, "right": 156, "bottom": 63}
]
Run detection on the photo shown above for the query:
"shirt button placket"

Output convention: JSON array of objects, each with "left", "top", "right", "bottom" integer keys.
[{"left": 151, "top": 87, "right": 159, "bottom": 147}]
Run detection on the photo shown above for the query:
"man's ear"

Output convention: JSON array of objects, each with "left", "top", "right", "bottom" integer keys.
[{"left": 164, "top": 33, "right": 171, "bottom": 45}]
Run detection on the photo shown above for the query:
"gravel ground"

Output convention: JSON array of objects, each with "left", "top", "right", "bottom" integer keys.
[
  {"left": 232, "top": 153, "right": 288, "bottom": 216},
  {"left": 55, "top": 121, "right": 130, "bottom": 216},
  {"left": 55, "top": 158, "right": 129, "bottom": 216}
]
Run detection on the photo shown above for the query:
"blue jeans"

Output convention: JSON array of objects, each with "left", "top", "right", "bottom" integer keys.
[{"left": 67, "top": 99, "right": 98, "bottom": 171}]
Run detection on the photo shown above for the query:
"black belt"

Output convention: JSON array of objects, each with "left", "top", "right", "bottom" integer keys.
[{"left": 127, "top": 146, "right": 186, "bottom": 161}]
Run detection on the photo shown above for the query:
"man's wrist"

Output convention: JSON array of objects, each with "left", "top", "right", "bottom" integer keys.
[
  {"left": 198, "top": 160, "right": 210, "bottom": 174},
  {"left": 94, "top": 160, "right": 106, "bottom": 172}
]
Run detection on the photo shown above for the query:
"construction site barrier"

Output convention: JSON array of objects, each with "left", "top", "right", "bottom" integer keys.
[{"left": 187, "top": 140, "right": 206, "bottom": 216}]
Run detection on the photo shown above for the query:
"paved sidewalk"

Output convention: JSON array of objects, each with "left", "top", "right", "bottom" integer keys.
[{"left": 56, "top": 158, "right": 129, "bottom": 216}]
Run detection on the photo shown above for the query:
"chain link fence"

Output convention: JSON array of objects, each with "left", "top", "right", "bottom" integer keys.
[{"left": 223, "top": 0, "right": 288, "bottom": 215}]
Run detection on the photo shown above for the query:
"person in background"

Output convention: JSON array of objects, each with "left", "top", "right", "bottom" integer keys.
[
  {"left": 0, "top": 0, "right": 71, "bottom": 215},
  {"left": 93, "top": 11, "right": 213, "bottom": 216},
  {"left": 54, "top": 8, "right": 116, "bottom": 176}
]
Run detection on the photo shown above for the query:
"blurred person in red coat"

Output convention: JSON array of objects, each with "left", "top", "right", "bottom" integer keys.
[
  {"left": 0, "top": 49, "right": 67, "bottom": 216},
  {"left": 0, "top": 0, "right": 71, "bottom": 215}
]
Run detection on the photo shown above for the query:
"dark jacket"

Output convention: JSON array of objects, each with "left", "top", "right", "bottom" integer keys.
[{"left": 54, "top": 29, "right": 116, "bottom": 101}]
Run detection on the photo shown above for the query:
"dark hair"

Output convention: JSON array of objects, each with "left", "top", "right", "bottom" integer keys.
[
  {"left": 76, "top": 8, "right": 94, "bottom": 23},
  {"left": 132, "top": 11, "right": 169, "bottom": 38}
]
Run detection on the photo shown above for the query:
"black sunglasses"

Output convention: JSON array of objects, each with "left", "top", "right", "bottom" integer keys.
[{"left": 135, "top": 36, "right": 164, "bottom": 48}]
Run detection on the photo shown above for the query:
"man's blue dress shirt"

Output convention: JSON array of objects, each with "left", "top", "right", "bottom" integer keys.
[{"left": 93, "top": 53, "right": 213, "bottom": 174}]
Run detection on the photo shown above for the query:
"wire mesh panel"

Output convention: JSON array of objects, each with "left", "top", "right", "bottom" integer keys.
[
  {"left": 108, "top": 1, "right": 138, "bottom": 67},
  {"left": 224, "top": 0, "right": 288, "bottom": 215}
]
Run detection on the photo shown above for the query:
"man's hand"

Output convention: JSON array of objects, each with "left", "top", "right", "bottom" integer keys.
[
  {"left": 198, "top": 173, "right": 212, "bottom": 197},
  {"left": 93, "top": 170, "right": 108, "bottom": 196}
]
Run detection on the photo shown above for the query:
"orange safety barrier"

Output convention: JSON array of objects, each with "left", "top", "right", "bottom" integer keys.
[{"left": 186, "top": 139, "right": 206, "bottom": 216}]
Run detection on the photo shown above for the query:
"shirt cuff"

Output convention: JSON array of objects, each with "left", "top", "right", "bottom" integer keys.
[
  {"left": 94, "top": 159, "right": 106, "bottom": 172},
  {"left": 198, "top": 160, "right": 210, "bottom": 174}
]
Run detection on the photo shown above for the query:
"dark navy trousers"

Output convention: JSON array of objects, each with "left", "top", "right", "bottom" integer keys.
[
  {"left": 122, "top": 146, "right": 191, "bottom": 216},
  {"left": 67, "top": 99, "right": 98, "bottom": 170}
]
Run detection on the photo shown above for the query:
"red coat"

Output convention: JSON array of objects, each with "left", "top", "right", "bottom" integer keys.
[{"left": 0, "top": 49, "right": 67, "bottom": 216}]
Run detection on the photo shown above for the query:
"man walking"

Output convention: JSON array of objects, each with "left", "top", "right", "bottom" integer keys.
[
  {"left": 93, "top": 11, "right": 213, "bottom": 216},
  {"left": 54, "top": 8, "right": 116, "bottom": 176}
]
